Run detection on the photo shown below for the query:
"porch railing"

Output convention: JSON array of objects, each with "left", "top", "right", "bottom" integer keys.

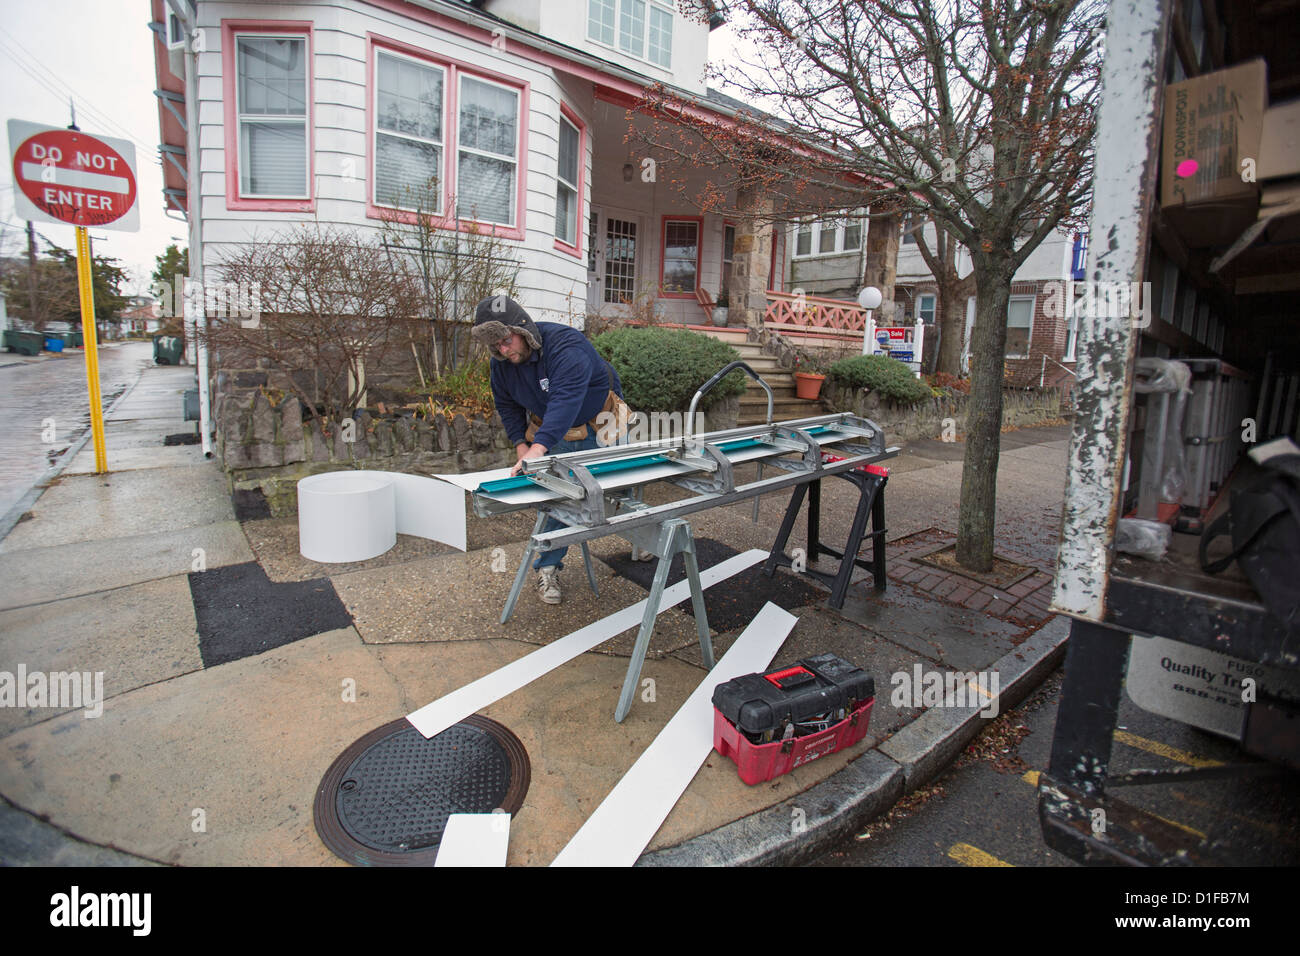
[{"left": 764, "top": 290, "right": 867, "bottom": 336}]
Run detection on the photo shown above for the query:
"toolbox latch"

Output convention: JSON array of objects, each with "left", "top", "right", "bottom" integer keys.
[{"left": 765, "top": 666, "right": 816, "bottom": 690}]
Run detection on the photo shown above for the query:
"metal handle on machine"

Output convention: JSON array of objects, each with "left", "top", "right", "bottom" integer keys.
[{"left": 686, "top": 361, "right": 772, "bottom": 441}]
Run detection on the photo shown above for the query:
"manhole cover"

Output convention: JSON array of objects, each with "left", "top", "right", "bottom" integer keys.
[{"left": 313, "top": 715, "right": 530, "bottom": 866}]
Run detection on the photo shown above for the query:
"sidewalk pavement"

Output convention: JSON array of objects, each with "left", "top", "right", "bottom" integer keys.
[{"left": 0, "top": 363, "right": 1073, "bottom": 867}]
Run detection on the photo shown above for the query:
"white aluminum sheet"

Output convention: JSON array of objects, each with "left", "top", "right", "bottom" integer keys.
[
  {"left": 434, "top": 813, "right": 511, "bottom": 867},
  {"left": 550, "top": 602, "right": 797, "bottom": 867},
  {"left": 405, "top": 549, "right": 769, "bottom": 739}
]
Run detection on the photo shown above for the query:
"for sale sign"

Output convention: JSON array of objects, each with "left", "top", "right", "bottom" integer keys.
[{"left": 7, "top": 120, "right": 139, "bottom": 232}]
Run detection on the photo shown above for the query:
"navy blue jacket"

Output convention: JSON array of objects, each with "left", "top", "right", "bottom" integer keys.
[{"left": 490, "top": 322, "right": 622, "bottom": 451}]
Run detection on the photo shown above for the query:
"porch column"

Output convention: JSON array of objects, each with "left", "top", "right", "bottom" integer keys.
[
  {"left": 732, "top": 186, "right": 775, "bottom": 331},
  {"left": 862, "top": 206, "right": 900, "bottom": 325}
]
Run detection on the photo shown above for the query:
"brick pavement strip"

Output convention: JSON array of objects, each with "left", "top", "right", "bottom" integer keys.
[
  {"left": 962, "top": 592, "right": 994, "bottom": 611},
  {"left": 948, "top": 584, "right": 976, "bottom": 603},
  {"left": 930, "top": 577, "right": 961, "bottom": 598}
]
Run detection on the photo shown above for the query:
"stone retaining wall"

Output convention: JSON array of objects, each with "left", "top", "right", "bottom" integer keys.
[
  {"left": 216, "top": 387, "right": 517, "bottom": 516},
  {"left": 214, "top": 374, "right": 740, "bottom": 517},
  {"left": 823, "top": 381, "right": 1065, "bottom": 444}
]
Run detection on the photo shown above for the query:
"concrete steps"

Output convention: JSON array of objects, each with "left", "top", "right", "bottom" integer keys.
[{"left": 705, "top": 336, "right": 825, "bottom": 426}]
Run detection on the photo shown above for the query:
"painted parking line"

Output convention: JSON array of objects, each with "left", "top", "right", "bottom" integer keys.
[
  {"left": 1022, "top": 770, "right": 1206, "bottom": 839},
  {"left": 1114, "top": 730, "right": 1224, "bottom": 768},
  {"left": 948, "top": 843, "right": 1013, "bottom": 867}
]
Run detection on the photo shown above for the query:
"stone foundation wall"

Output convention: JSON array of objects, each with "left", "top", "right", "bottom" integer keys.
[
  {"left": 212, "top": 368, "right": 740, "bottom": 517},
  {"left": 215, "top": 381, "right": 515, "bottom": 516},
  {"left": 823, "top": 381, "right": 1065, "bottom": 444}
]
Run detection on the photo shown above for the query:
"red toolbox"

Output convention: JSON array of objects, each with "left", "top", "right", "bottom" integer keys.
[{"left": 712, "top": 653, "right": 875, "bottom": 785}]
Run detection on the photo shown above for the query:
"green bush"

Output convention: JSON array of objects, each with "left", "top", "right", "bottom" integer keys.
[
  {"left": 828, "top": 354, "right": 932, "bottom": 405},
  {"left": 591, "top": 327, "right": 746, "bottom": 412}
]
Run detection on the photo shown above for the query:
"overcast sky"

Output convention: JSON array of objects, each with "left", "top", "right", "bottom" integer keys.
[
  {"left": 0, "top": 1, "right": 751, "bottom": 298},
  {"left": 1, "top": 1, "right": 181, "bottom": 295}
]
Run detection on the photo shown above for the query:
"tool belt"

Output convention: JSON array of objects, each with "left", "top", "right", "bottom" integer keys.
[{"left": 526, "top": 389, "right": 631, "bottom": 445}]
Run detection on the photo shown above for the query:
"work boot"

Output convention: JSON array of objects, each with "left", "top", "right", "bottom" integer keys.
[{"left": 537, "top": 566, "right": 562, "bottom": 605}]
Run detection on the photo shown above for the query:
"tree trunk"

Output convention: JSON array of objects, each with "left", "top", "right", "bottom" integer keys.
[
  {"left": 935, "top": 274, "right": 974, "bottom": 376},
  {"left": 955, "top": 265, "right": 1013, "bottom": 572}
]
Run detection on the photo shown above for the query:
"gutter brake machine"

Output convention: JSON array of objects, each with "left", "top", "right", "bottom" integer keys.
[{"left": 470, "top": 361, "right": 898, "bottom": 721}]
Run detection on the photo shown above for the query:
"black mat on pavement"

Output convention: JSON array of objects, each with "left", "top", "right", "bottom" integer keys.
[
  {"left": 189, "top": 561, "right": 353, "bottom": 667},
  {"left": 231, "top": 488, "right": 272, "bottom": 521},
  {"left": 603, "top": 537, "right": 826, "bottom": 633}
]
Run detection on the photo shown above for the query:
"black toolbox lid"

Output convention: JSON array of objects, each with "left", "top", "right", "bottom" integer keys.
[{"left": 712, "top": 653, "right": 875, "bottom": 735}]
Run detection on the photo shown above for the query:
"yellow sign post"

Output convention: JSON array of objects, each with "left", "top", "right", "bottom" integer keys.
[
  {"left": 75, "top": 225, "right": 108, "bottom": 473},
  {"left": 8, "top": 119, "right": 141, "bottom": 476}
]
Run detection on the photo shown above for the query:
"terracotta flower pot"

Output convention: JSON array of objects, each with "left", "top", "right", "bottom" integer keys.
[{"left": 794, "top": 372, "right": 825, "bottom": 400}]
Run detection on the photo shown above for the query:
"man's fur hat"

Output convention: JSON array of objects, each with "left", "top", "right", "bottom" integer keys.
[{"left": 471, "top": 295, "right": 542, "bottom": 358}]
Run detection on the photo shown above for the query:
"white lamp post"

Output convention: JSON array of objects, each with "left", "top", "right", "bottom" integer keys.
[{"left": 857, "top": 286, "right": 882, "bottom": 355}]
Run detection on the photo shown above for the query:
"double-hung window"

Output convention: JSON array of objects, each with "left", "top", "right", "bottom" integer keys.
[
  {"left": 375, "top": 50, "right": 444, "bottom": 211},
  {"left": 588, "top": 0, "right": 672, "bottom": 68},
  {"left": 661, "top": 217, "right": 701, "bottom": 295},
  {"left": 1006, "top": 295, "right": 1034, "bottom": 357},
  {"left": 370, "top": 42, "right": 524, "bottom": 231},
  {"left": 555, "top": 112, "right": 581, "bottom": 250},
  {"left": 232, "top": 30, "right": 310, "bottom": 202},
  {"left": 917, "top": 293, "right": 937, "bottom": 325},
  {"left": 457, "top": 75, "right": 519, "bottom": 225}
]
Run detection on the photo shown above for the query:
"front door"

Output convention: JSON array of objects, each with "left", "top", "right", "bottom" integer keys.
[{"left": 587, "top": 208, "right": 640, "bottom": 311}]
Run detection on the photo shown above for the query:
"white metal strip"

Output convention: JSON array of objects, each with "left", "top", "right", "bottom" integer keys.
[
  {"left": 433, "top": 813, "right": 510, "bottom": 867},
  {"left": 405, "top": 549, "right": 769, "bottom": 738},
  {"left": 550, "top": 602, "right": 797, "bottom": 867}
]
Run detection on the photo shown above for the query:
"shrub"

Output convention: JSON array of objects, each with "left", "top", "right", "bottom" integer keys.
[
  {"left": 828, "top": 354, "right": 932, "bottom": 405},
  {"left": 427, "top": 357, "right": 494, "bottom": 415},
  {"left": 591, "top": 327, "right": 746, "bottom": 411},
  {"left": 925, "top": 371, "right": 971, "bottom": 394}
]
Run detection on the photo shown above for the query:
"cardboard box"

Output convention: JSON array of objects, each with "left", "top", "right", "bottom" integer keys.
[
  {"left": 1260, "top": 98, "right": 1300, "bottom": 180},
  {"left": 1162, "top": 60, "right": 1267, "bottom": 246}
]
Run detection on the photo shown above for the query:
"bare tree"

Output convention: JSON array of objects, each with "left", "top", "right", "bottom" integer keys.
[
  {"left": 632, "top": 0, "right": 1102, "bottom": 571},
  {"left": 376, "top": 179, "right": 522, "bottom": 379},
  {"left": 206, "top": 222, "right": 426, "bottom": 426}
]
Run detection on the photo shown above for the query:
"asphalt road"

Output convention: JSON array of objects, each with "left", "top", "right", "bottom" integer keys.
[
  {"left": 808, "top": 666, "right": 1300, "bottom": 869},
  {"left": 0, "top": 339, "right": 153, "bottom": 520}
]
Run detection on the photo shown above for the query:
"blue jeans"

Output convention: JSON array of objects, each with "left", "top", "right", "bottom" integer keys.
[{"left": 533, "top": 432, "right": 601, "bottom": 571}]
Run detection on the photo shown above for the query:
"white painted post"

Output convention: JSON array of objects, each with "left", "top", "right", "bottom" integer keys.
[
  {"left": 858, "top": 286, "right": 882, "bottom": 355},
  {"left": 913, "top": 316, "right": 925, "bottom": 378}
]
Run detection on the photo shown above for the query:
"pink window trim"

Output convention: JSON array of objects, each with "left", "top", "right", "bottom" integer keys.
[
  {"left": 222, "top": 20, "right": 316, "bottom": 212},
  {"left": 364, "top": 32, "right": 528, "bottom": 241},
  {"left": 659, "top": 215, "right": 704, "bottom": 299},
  {"left": 553, "top": 102, "right": 586, "bottom": 259}
]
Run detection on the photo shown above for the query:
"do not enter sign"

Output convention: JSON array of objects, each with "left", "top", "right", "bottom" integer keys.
[{"left": 7, "top": 120, "right": 139, "bottom": 232}]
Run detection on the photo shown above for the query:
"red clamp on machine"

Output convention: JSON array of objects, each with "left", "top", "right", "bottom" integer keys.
[
  {"left": 712, "top": 653, "right": 875, "bottom": 785},
  {"left": 764, "top": 454, "right": 890, "bottom": 609}
]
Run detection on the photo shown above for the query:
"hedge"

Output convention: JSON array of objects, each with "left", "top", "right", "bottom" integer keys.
[
  {"left": 827, "top": 354, "right": 932, "bottom": 405},
  {"left": 591, "top": 327, "right": 746, "bottom": 412}
]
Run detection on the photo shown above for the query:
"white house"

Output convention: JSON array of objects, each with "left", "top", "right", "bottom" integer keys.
[
  {"left": 148, "top": 0, "right": 805, "bottom": 332},
  {"left": 893, "top": 215, "right": 1087, "bottom": 383}
]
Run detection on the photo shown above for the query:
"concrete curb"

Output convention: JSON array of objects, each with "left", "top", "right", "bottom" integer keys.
[{"left": 638, "top": 614, "right": 1071, "bottom": 866}]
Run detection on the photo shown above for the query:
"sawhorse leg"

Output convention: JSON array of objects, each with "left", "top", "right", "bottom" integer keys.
[
  {"left": 615, "top": 518, "right": 713, "bottom": 722},
  {"left": 764, "top": 471, "right": 887, "bottom": 609}
]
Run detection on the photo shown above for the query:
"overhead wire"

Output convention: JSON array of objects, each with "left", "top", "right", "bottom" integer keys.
[{"left": 0, "top": 26, "right": 162, "bottom": 165}]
